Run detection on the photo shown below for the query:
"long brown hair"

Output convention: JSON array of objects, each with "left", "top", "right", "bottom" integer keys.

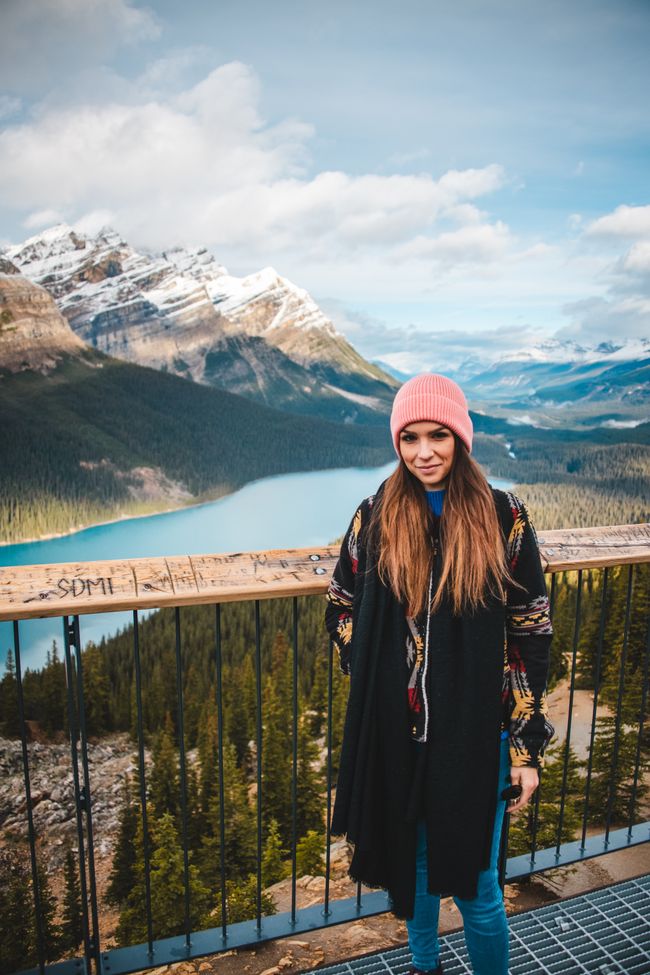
[{"left": 368, "top": 438, "right": 512, "bottom": 616}]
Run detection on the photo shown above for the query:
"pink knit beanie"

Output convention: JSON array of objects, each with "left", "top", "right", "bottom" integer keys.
[{"left": 390, "top": 373, "right": 473, "bottom": 455}]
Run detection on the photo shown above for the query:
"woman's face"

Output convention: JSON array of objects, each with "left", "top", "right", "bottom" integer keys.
[{"left": 399, "top": 422, "right": 455, "bottom": 490}]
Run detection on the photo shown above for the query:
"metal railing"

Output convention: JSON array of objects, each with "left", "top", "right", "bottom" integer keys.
[{"left": 0, "top": 524, "right": 649, "bottom": 975}]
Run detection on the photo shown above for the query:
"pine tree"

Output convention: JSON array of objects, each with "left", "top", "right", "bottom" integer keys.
[
  {"left": 225, "top": 658, "right": 255, "bottom": 767},
  {"left": 149, "top": 714, "right": 180, "bottom": 822},
  {"left": 261, "top": 819, "right": 289, "bottom": 887},
  {"left": 295, "top": 831, "right": 325, "bottom": 877},
  {"left": 0, "top": 850, "right": 35, "bottom": 973},
  {"left": 330, "top": 664, "right": 349, "bottom": 776},
  {"left": 261, "top": 677, "right": 292, "bottom": 843},
  {"left": 60, "top": 848, "right": 84, "bottom": 953},
  {"left": 40, "top": 641, "right": 66, "bottom": 734},
  {"left": 0, "top": 649, "right": 20, "bottom": 738},
  {"left": 82, "top": 644, "right": 111, "bottom": 737},
  {"left": 587, "top": 716, "right": 649, "bottom": 826},
  {"left": 294, "top": 716, "right": 324, "bottom": 841},
  {"left": 185, "top": 760, "right": 203, "bottom": 854},
  {"left": 547, "top": 572, "right": 574, "bottom": 687},
  {"left": 106, "top": 777, "right": 140, "bottom": 906},
  {"left": 212, "top": 875, "right": 277, "bottom": 925},
  {"left": 308, "top": 653, "right": 329, "bottom": 737},
  {"left": 117, "top": 812, "right": 212, "bottom": 944},
  {"left": 197, "top": 697, "right": 219, "bottom": 837},
  {"left": 200, "top": 741, "right": 256, "bottom": 890},
  {"left": 35, "top": 861, "right": 61, "bottom": 961}
]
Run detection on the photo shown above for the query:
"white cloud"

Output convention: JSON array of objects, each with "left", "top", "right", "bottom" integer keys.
[
  {"left": 619, "top": 241, "right": 650, "bottom": 276},
  {"left": 394, "top": 222, "right": 511, "bottom": 266},
  {"left": 23, "top": 208, "right": 65, "bottom": 229},
  {"left": 73, "top": 210, "right": 118, "bottom": 236},
  {"left": 558, "top": 295, "right": 650, "bottom": 343},
  {"left": 556, "top": 204, "right": 650, "bottom": 343},
  {"left": 0, "top": 62, "right": 510, "bottom": 273},
  {"left": 585, "top": 204, "right": 650, "bottom": 240},
  {"left": 323, "top": 302, "right": 545, "bottom": 373}
]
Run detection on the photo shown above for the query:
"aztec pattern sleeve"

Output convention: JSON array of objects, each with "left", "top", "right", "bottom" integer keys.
[
  {"left": 505, "top": 493, "right": 555, "bottom": 768},
  {"left": 325, "top": 502, "right": 364, "bottom": 675}
]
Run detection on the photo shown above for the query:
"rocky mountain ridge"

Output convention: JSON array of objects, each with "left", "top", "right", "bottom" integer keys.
[
  {"left": 0, "top": 272, "right": 87, "bottom": 374},
  {"left": 4, "top": 225, "right": 397, "bottom": 422}
]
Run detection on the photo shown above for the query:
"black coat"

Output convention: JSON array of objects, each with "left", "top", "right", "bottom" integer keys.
[{"left": 326, "top": 486, "right": 553, "bottom": 919}]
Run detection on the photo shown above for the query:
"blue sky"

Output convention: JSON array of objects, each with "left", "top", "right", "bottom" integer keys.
[{"left": 0, "top": 0, "right": 648, "bottom": 370}]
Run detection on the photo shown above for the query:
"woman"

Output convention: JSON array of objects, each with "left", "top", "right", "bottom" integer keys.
[{"left": 325, "top": 373, "right": 553, "bottom": 975}]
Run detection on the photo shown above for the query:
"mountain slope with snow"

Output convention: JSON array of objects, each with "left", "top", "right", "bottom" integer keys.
[{"left": 5, "top": 225, "right": 397, "bottom": 422}]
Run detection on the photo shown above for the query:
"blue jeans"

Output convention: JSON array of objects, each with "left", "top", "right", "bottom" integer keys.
[{"left": 406, "top": 737, "right": 510, "bottom": 974}]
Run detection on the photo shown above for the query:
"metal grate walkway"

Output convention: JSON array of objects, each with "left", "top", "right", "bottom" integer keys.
[{"left": 305, "top": 875, "right": 650, "bottom": 975}]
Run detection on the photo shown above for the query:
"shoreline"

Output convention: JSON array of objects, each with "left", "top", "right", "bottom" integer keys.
[
  {"left": 1, "top": 466, "right": 515, "bottom": 551},
  {"left": 0, "top": 488, "right": 234, "bottom": 550}
]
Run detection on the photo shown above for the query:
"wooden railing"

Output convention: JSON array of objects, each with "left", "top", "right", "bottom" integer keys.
[{"left": 2, "top": 523, "right": 649, "bottom": 622}]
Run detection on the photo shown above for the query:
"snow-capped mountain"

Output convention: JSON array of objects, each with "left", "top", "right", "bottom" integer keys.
[
  {"left": 4, "top": 225, "right": 397, "bottom": 422},
  {"left": 459, "top": 337, "right": 649, "bottom": 400},
  {"left": 454, "top": 337, "right": 649, "bottom": 428}
]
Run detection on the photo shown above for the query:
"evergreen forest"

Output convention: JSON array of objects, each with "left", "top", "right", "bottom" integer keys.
[{"left": 0, "top": 355, "right": 393, "bottom": 544}]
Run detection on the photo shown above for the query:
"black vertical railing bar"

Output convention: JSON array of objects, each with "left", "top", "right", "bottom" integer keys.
[
  {"left": 581, "top": 567, "right": 609, "bottom": 849},
  {"left": 324, "top": 637, "right": 334, "bottom": 918},
  {"left": 530, "top": 569, "right": 558, "bottom": 865},
  {"left": 290, "top": 597, "right": 299, "bottom": 925},
  {"left": 62, "top": 615, "right": 93, "bottom": 966},
  {"left": 628, "top": 577, "right": 650, "bottom": 837},
  {"left": 528, "top": 781, "right": 542, "bottom": 868},
  {"left": 549, "top": 571, "right": 557, "bottom": 618},
  {"left": 173, "top": 607, "right": 192, "bottom": 949},
  {"left": 555, "top": 569, "right": 583, "bottom": 857},
  {"left": 498, "top": 805, "right": 510, "bottom": 891},
  {"left": 70, "top": 615, "right": 102, "bottom": 972},
  {"left": 605, "top": 564, "right": 634, "bottom": 843},
  {"left": 214, "top": 604, "right": 228, "bottom": 940},
  {"left": 12, "top": 620, "right": 46, "bottom": 975},
  {"left": 254, "top": 599, "right": 263, "bottom": 930},
  {"left": 132, "top": 610, "right": 154, "bottom": 955}
]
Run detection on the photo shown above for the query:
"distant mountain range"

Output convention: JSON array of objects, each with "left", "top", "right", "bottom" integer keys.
[
  {"left": 457, "top": 339, "right": 649, "bottom": 428},
  {"left": 378, "top": 337, "right": 649, "bottom": 428},
  {"left": 4, "top": 225, "right": 397, "bottom": 424}
]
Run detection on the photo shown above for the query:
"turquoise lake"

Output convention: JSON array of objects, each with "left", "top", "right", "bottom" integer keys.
[{"left": 1, "top": 463, "right": 513, "bottom": 672}]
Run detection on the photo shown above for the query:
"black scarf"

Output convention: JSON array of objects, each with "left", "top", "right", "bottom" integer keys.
[{"left": 331, "top": 497, "right": 507, "bottom": 919}]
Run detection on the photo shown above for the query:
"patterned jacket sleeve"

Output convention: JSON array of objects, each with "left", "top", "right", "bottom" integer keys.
[
  {"left": 325, "top": 502, "right": 364, "bottom": 675},
  {"left": 505, "top": 494, "right": 554, "bottom": 768}
]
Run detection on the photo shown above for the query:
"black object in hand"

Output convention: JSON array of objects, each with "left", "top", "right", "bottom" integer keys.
[{"left": 501, "top": 784, "right": 523, "bottom": 802}]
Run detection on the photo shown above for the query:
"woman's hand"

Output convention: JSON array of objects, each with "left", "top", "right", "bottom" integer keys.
[{"left": 507, "top": 766, "right": 539, "bottom": 814}]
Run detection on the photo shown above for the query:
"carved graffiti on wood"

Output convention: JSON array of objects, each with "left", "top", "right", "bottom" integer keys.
[{"left": 0, "top": 524, "right": 648, "bottom": 622}]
